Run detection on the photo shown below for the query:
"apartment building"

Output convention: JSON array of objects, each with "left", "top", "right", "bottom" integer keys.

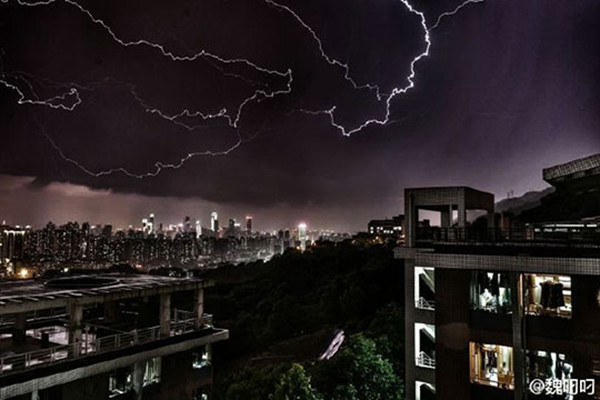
[
  {"left": 397, "top": 154, "right": 600, "bottom": 400},
  {"left": 0, "top": 274, "right": 228, "bottom": 400}
]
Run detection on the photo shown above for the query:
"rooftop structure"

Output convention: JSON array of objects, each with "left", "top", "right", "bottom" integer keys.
[
  {"left": 0, "top": 273, "right": 228, "bottom": 400},
  {"left": 543, "top": 153, "right": 600, "bottom": 187}
]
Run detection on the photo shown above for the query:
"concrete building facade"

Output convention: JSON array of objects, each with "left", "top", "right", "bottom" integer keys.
[
  {"left": 0, "top": 274, "right": 228, "bottom": 400},
  {"left": 398, "top": 155, "right": 600, "bottom": 400}
]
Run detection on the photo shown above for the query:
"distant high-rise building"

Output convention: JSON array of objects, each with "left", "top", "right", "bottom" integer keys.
[
  {"left": 368, "top": 215, "right": 404, "bottom": 236},
  {"left": 298, "top": 223, "right": 308, "bottom": 251},
  {"left": 142, "top": 213, "right": 155, "bottom": 235},
  {"left": 184, "top": 216, "right": 192, "bottom": 233},
  {"left": 211, "top": 212, "right": 219, "bottom": 233},
  {"left": 195, "top": 220, "right": 202, "bottom": 237},
  {"left": 227, "top": 219, "right": 236, "bottom": 237},
  {"left": 1, "top": 228, "right": 25, "bottom": 261},
  {"left": 149, "top": 213, "right": 155, "bottom": 233},
  {"left": 101, "top": 225, "right": 113, "bottom": 239},
  {"left": 245, "top": 216, "right": 253, "bottom": 235},
  {"left": 298, "top": 223, "right": 307, "bottom": 241}
]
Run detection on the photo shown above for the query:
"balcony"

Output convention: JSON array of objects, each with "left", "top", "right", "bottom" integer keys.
[
  {"left": 0, "top": 313, "right": 213, "bottom": 376},
  {"left": 416, "top": 351, "right": 435, "bottom": 369},
  {"left": 415, "top": 297, "right": 435, "bottom": 311}
]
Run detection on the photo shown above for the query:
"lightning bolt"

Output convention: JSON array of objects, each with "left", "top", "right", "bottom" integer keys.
[
  {"left": 429, "top": 0, "right": 486, "bottom": 31},
  {"left": 0, "top": 77, "right": 80, "bottom": 110},
  {"left": 273, "top": 0, "right": 485, "bottom": 136},
  {"left": 36, "top": 117, "right": 273, "bottom": 178},
  {"left": 0, "top": 61, "right": 82, "bottom": 110},
  {"left": 1, "top": 0, "right": 293, "bottom": 127},
  {"left": 263, "top": 0, "right": 384, "bottom": 99},
  {"left": 0, "top": 0, "right": 484, "bottom": 177}
]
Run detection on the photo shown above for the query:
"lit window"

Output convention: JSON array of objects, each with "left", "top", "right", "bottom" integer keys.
[
  {"left": 524, "top": 274, "right": 572, "bottom": 319},
  {"left": 192, "top": 387, "right": 209, "bottom": 400},
  {"left": 192, "top": 345, "right": 211, "bottom": 369},
  {"left": 470, "top": 271, "right": 512, "bottom": 314},
  {"left": 143, "top": 357, "right": 161, "bottom": 386},
  {"left": 470, "top": 342, "right": 514, "bottom": 390},
  {"left": 527, "top": 350, "right": 573, "bottom": 395},
  {"left": 109, "top": 366, "right": 133, "bottom": 397}
]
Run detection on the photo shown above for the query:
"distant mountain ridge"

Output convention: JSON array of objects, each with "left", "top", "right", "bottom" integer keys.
[{"left": 495, "top": 187, "right": 555, "bottom": 215}]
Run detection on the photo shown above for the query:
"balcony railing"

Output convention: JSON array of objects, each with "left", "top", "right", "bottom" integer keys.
[
  {"left": 416, "top": 226, "right": 600, "bottom": 245},
  {"left": 0, "top": 313, "right": 213, "bottom": 375},
  {"left": 174, "top": 309, "right": 213, "bottom": 327},
  {"left": 0, "top": 307, "right": 67, "bottom": 327},
  {"left": 415, "top": 297, "right": 435, "bottom": 311},
  {"left": 416, "top": 351, "right": 436, "bottom": 369}
]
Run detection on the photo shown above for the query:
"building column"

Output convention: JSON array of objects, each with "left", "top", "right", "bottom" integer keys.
[
  {"left": 159, "top": 294, "right": 171, "bottom": 337},
  {"left": 511, "top": 272, "right": 525, "bottom": 400},
  {"left": 457, "top": 203, "right": 467, "bottom": 228},
  {"left": 405, "top": 193, "right": 418, "bottom": 248},
  {"left": 193, "top": 288, "right": 204, "bottom": 328},
  {"left": 441, "top": 205, "right": 453, "bottom": 228},
  {"left": 104, "top": 300, "right": 117, "bottom": 323},
  {"left": 486, "top": 210, "right": 495, "bottom": 230},
  {"left": 404, "top": 259, "right": 416, "bottom": 400},
  {"left": 68, "top": 302, "right": 83, "bottom": 356},
  {"left": 12, "top": 312, "right": 27, "bottom": 344},
  {"left": 132, "top": 361, "right": 145, "bottom": 400}
]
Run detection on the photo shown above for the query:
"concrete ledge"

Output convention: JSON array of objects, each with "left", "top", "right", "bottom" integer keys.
[{"left": 0, "top": 328, "right": 228, "bottom": 399}]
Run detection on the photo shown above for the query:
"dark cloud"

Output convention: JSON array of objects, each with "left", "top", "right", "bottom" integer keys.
[{"left": 0, "top": 0, "right": 599, "bottom": 230}]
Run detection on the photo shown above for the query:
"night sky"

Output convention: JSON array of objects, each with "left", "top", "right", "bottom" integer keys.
[{"left": 0, "top": 0, "right": 599, "bottom": 231}]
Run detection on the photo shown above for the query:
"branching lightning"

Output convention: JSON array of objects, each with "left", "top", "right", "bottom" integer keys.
[
  {"left": 40, "top": 121, "right": 245, "bottom": 179},
  {"left": 429, "top": 0, "right": 486, "bottom": 31},
  {"left": 268, "top": 0, "right": 485, "bottom": 136},
  {"left": 36, "top": 116, "right": 274, "bottom": 178},
  {"left": 0, "top": 0, "right": 484, "bottom": 177}
]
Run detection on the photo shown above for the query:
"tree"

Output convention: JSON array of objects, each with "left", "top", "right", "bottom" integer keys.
[
  {"left": 274, "top": 364, "right": 323, "bottom": 400},
  {"left": 311, "top": 334, "right": 403, "bottom": 400},
  {"left": 224, "top": 365, "right": 283, "bottom": 400},
  {"left": 367, "top": 303, "right": 405, "bottom": 375}
]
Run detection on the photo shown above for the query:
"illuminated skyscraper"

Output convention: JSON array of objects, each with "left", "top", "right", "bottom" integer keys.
[
  {"left": 210, "top": 212, "right": 219, "bottom": 233},
  {"left": 298, "top": 223, "right": 307, "bottom": 241},
  {"left": 149, "top": 213, "right": 155, "bottom": 234},
  {"left": 195, "top": 220, "right": 202, "bottom": 237},
  {"left": 298, "top": 223, "right": 308, "bottom": 251}
]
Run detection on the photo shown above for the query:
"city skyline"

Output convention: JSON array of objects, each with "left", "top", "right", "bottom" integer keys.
[
  {"left": 0, "top": 167, "right": 573, "bottom": 233},
  {"left": 0, "top": 178, "right": 331, "bottom": 233}
]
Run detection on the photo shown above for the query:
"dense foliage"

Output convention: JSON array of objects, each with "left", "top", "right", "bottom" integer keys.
[{"left": 203, "top": 241, "right": 405, "bottom": 399}]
